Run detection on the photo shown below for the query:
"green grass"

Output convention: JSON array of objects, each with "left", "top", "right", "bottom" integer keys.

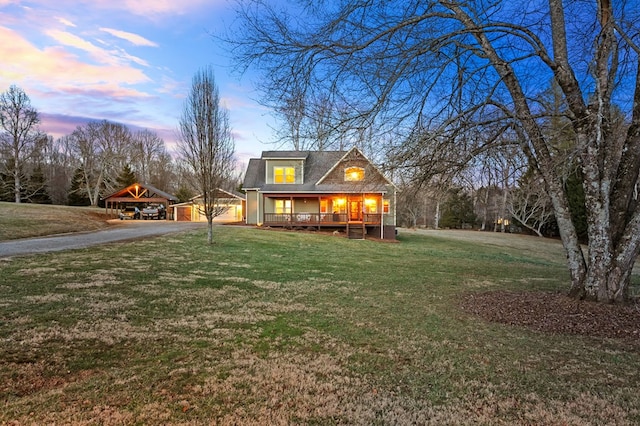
[
  {"left": 0, "top": 202, "right": 111, "bottom": 240},
  {"left": 1, "top": 226, "right": 639, "bottom": 424}
]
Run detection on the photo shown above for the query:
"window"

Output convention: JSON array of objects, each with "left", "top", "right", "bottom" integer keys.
[
  {"left": 383, "top": 199, "right": 390, "bottom": 214},
  {"left": 275, "top": 199, "right": 292, "bottom": 214},
  {"left": 345, "top": 167, "right": 365, "bottom": 181},
  {"left": 320, "top": 199, "right": 328, "bottom": 213},
  {"left": 364, "top": 198, "right": 377, "bottom": 213},
  {"left": 274, "top": 167, "right": 295, "bottom": 184},
  {"left": 332, "top": 197, "right": 346, "bottom": 213}
]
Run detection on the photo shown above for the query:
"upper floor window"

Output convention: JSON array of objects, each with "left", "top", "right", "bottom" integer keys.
[
  {"left": 275, "top": 167, "right": 295, "bottom": 184},
  {"left": 345, "top": 167, "right": 365, "bottom": 182}
]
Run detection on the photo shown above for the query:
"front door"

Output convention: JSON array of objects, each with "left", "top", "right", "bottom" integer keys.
[{"left": 349, "top": 201, "right": 362, "bottom": 221}]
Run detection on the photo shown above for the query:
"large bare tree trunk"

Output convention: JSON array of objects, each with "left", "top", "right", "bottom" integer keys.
[
  {"left": 230, "top": 0, "right": 640, "bottom": 303},
  {"left": 447, "top": 1, "right": 636, "bottom": 302}
]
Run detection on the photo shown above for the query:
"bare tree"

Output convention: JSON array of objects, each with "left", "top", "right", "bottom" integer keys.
[
  {"left": 0, "top": 85, "right": 41, "bottom": 203},
  {"left": 43, "top": 135, "right": 75, "bottom": 205},
  {"left": 277, "top": 87, "right": 306, "bottom": 150},
  {"left": 132, "top": 129, "right": 165, "bottom": 184},
  {"left": 230, "top": 0, "right": 640, "bottom": 304},
  {"left": 69, "top": 120, "right": 132, "bottom": 206},
  {"left": 509, "top": 170, "right": 555, "bottom": 237},
  {"left": 178, "top": 67, "right": 236, "bottom": 244}
]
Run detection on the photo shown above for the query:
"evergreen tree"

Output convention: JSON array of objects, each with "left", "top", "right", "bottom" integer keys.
[
  {"left": 67, "top": 167, "right": 91, "bottom": 206},
  {"left": 175, "top": 185, "right": 195, "bottom": 203},
  {"left": 440, "top": 188, "right": 477, "bottom": 229},
  {"left": 25, "top": 165, "right": 51, "bottom": 204},
  {"left": 116, "top": 164, "right": 137, "bottom": 188}
]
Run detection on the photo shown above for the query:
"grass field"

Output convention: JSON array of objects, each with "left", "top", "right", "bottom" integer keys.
[
  {"left": 0, "top": 202, "right": 111, "bottom": 240},
  {"left": 1, "top": 221, "right": 640, "bottom": 424}
]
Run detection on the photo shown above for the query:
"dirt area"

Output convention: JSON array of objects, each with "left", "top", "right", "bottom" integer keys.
[
  {"left": 460, "top": 290, "right": 640, "bottom": 346},
  {"left": 401, "top": 229, "right": 640, "bottom": 346}
]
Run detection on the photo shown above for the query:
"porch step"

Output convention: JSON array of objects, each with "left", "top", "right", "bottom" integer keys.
[{"left": 348, "top": 226, "right": 365, "bottom": 240}]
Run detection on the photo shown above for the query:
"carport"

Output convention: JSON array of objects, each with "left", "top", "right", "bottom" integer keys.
[{"left": 103, "top": 183, "right": 179, "bottom": 219}]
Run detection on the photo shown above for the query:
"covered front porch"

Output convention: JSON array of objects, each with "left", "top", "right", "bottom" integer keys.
[
  {"left": 264, "top": 211, "right": 382, "bottom": 226},
  {"left": 261, "top": 193, "right": 387, "bottom": 238}
]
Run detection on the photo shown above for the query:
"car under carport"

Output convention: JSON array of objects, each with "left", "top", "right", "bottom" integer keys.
[{"left": 103, "top": 183, "right": 178, "bottom": 220}]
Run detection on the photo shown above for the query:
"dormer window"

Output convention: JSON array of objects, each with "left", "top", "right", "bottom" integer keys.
[
  {"left": 275, "top": 167, "right": 295, "bottom": 184},
  {"left": 345, "top": 167, "right": 365, "bottom": 182}
]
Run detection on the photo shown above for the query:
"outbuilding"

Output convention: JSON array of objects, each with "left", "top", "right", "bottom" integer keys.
[
  {"left": 172, "top": 189, "right": 245, "bottom": 223},
  {"left": 103, "top": 183, "right": 179, "bottom": 219}
]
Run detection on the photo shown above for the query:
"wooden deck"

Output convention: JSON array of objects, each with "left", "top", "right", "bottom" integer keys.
[{"left": 263, "top": 212, "right": 381, "bottom": 227}]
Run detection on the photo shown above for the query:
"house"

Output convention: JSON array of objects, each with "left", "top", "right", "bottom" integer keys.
[
  {"left": 242, "top": 147, "right": 397, "bottom": 239},
  {"left": 172, "top": 189, "right": 245, "bottom": 222},
  {"left": 103, "top": 182, "right": 178, "bottom": 219}
]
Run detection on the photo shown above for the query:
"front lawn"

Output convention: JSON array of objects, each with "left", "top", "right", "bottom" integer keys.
[
  {"left": 1, "top": 227, "right": 639, "bottom": 424},
  {"left": 0, "top": 202, "right": 110, "bottom": 240}
]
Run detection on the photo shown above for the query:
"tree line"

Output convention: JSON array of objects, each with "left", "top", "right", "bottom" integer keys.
[{"left": 0, "top": 84, "right": 231, "bottom": 207}]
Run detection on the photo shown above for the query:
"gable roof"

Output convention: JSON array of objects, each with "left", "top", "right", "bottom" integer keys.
[
  {"left": 242, "top": 148, "right": 393, "bottom": 193},
  {"left": 187, "top": 188, "right": 245, "bottom": 201},
  {"left": 172, "top": 188, "right": 245, "bottom": 207},
  {"left": 102, "top": 182, "right": 179, "bottom": 202},
  {"left": 316, "top": 147, "right": 394, "bottom": 187},
  {"left": 242, "top": 158, "right": 266, "bottom": 190}
]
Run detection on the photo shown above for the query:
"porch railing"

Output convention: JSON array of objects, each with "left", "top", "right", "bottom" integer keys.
[{"left": 264, "top": 212, "right": 381, "bottom": 226}]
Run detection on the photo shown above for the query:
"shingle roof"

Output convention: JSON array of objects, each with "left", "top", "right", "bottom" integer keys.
[
  {"left": 242, "top": 158, "right": 265, "bottom": 189},
  {"left": 261, "top": 151, "right": 309, "bottom": 159},
  {"left": 242, "top": 149, "right": 391, "bottom": 193}
]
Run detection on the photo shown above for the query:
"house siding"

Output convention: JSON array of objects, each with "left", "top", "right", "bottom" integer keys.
[
  {"left": 265, "top": 160, "right": 304, "bottom": 185},
  {"left": 242, "top": 148, "right": 397, "bottom": 239},
  {"left": 321, "top": 158, "right": 387, "bottom": 187},
  {"left": 245, "top": 190, "right": 262, "bottom": 225}
]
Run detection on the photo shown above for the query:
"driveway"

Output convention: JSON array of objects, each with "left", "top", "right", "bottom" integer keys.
[{"left": 0, "top": 220, "right": 206, "bottom": 258}]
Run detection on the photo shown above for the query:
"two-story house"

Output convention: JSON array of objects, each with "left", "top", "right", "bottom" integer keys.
[{"left": 242, "top": 147, "right": 397, "bottom": 239}]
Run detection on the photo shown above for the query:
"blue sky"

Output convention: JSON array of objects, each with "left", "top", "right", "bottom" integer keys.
[{"left": 0, "top": 0, "right": 273, "bottom": 167}]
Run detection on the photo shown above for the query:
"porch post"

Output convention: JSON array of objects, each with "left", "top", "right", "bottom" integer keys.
[
  {"left": 361, "top": 192, "right": 365, "bottom": 236},
  {"left": 380, "top": 193, "right": 384, "bottom": 239}
]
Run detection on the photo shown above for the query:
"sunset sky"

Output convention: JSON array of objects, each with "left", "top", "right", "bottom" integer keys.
[{"left": 0, "top": 0, "right": 274, "bottom": 165}]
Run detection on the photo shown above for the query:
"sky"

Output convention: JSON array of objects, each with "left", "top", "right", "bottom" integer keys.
[{"left": 0, "top": 0, "right": 274, "bottom": 168}]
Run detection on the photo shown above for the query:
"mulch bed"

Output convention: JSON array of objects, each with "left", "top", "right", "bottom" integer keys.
[{"left": 459, "top": 291, "right": 640, "bottom": 345}]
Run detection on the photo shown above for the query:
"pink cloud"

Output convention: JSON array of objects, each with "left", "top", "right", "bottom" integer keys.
[
  {"left": 44, "top": 29, "right": 149, "bottom": 68},
  {"left": 7, "top": 0, "right": 225, "bottom": 18},
  {"left": 40, "top": 111, "right": 179, "bottom": 143},
  {"left": 55, "top": 16, "right": 75, "bottom": 27},
  {"left": 45, "top": 29, "right": 106, "bottom": 58},
  {"left": 0, "top": 26, "right": 151, "bottom": 94},
  {"left": 39, "top": 112, "right": 91, "bottom": 138},
  {"left": 100, "top": 28, "right": 158, "bottom": 47}
]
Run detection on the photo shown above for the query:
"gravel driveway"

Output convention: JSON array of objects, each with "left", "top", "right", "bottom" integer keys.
[{"left": 0, "top": 220, "right": 206, "bottom": 258}]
